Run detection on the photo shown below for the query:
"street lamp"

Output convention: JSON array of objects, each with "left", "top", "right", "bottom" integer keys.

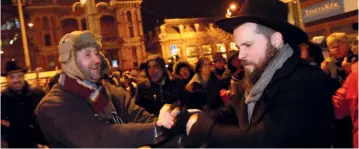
[
  {"left": 28, "top": 22, "right": 33, "bottom": 28},
  {"left": 12, "top": 0, "right": 31, "bottom": 70},
  {"left": 230, "top": 4, "right": 236, "bottom": 10}
]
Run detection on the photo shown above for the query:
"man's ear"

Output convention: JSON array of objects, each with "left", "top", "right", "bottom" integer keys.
[{"left": 270, "top": 32, "right": 284, "bottom": 49}]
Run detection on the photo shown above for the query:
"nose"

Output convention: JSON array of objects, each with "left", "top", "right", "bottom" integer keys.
[
  {"left": 92, "top": 54, "right": 101, "bottom": 64},
  {"left": 238, "top": 50, "right": 246, "bottom": 60}
]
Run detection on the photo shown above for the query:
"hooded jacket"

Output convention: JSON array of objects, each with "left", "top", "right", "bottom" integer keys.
[{"left": 135, "top": 56, "right": 189, "bottom": 115}]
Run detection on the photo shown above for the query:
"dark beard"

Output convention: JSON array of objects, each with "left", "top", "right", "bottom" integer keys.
[{"left": 242, "top": 43, "right": 278, "bottom": 91}]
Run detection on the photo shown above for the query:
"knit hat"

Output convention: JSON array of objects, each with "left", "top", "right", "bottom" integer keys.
[{"left": 58, "top": 30, "right": 110, "bottom": 80}]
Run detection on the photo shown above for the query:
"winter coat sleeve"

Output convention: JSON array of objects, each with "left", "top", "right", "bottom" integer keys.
[
  {"left": 36, "top": 97, "right": 156, "bottom": 148},
  {"left": 186, "top": 77, "right": 335, "bottom": 147},
  {"left": 332, "top": 74, "right": 352, "bottom": 120},
  {"left": 120, "top": 88, "right": 157, "bottom": 123}
]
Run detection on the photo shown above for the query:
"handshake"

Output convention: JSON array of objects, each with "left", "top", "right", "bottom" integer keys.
[{"left": 155, "top": 104, "right": 200, "bottom": 136}]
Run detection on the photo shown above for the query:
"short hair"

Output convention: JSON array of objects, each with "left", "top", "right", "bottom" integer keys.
[
  {"left": 254, "top": 23, "right": 277, "bottom": 41},
  {"left": 195, "top": 57, "right": 211, "bottom": 73},
  {"left": 326, "top": 32, "right": 349, "bottom": 47}
]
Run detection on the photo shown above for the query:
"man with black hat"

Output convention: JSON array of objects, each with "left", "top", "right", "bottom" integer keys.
[
  {"left": 1, "top": 61, "right": 47, "bottom": 148},
  {"left": 212, "top": 52, "right": 227, "bottom": 77},
  {"left": 182, "top": 0, "right": 337, "bottom": 147}
]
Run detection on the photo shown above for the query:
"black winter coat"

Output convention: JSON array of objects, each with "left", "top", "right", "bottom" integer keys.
[
  {"left": 1, "top": 82, "right": 47, "bottom": 148},
  {"left": 183, "top": 52, "right": 338, "bottom": 148},
  {"left": 135, "top": 77, "right": 188, "bottom": 115}
]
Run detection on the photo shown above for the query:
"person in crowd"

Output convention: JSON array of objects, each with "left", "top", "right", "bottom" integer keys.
[
  {"left": 36, "top": 31, "right": 179, "bottom": 148},
  {"left": 220, "top": 50, "right": 244, "bottom": 104},
  {"left": 351, "top": 37, "right": 358, "bottom": 56},
  {"left": 173, "top": 60, "right": 194, "bottom": 85},
  {"left": 212, "top": 52, "right": 227, "bottom": 77},
  {"left": 321, "top": 32, "right": 358, "bottom": 83},
  {"left": 1, "top": 61, "right": 48, "bottom": 148},
  {"left": 185, "top": 57, "right": 224, "bottom": 110},
  {"left": 320, "top": 33, "right": 357, "bottom": 147},
  {"left": 299, "top": 41, "right": 325, "bottom": 66},
  {"left": 139, "top": 62, "right": 148, "bottom": 81},
  {"left": 135, "top": 54, "right": 188, "bottom": 115},
  {"left": 332, "top": 62, "right": 358, "bottom": 148},
  {"left": 182, "top": 0, "right": 337, "bottom": 147},
  {"left": 45, "top": 72, "right": 61, "bottom": 92}
]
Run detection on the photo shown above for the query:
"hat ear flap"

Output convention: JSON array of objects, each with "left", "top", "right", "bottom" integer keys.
[
  {"left": 58, "top": 40, "right": 75, "bottom": 63},
  {"left": 99, "top": 51, "right": 111, "bottom": 75}
]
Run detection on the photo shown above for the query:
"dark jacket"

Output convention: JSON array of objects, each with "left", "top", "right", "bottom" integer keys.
[
  {"left": 36, "top": 83, "right": 158, "bottom": 148},
  {"left": 135, "top": 56, "right": 188, "bottom": 115},
  {"left": 1, "top": 82, "right": 47, "bottom": 148},
  {"left": 135, "top": 77, "right": 188, "bottom": 115},
  {"left": 183, "top": 52, "right": 338, "bottom": 147},
  {"left": 187, "top": 72, "right": 224, "bottom": 111}
]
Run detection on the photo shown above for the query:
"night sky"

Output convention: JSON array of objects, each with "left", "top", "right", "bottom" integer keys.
[
  {"left": 141, "top": 0, "right": 232, "bottom": 33},
  {"left": 1, "top": 0, "right": 234, "bottom": 33}
]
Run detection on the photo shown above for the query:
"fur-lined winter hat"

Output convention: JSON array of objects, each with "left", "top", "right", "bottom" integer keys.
[{"left": 58, "top": 30, "right": 110, "bottom": 80}]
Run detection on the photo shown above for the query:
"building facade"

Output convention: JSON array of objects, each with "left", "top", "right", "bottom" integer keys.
[
  {"left": 147, "top": 18, "right": 238, "bottom": 64},
  {"left": 25, "top": 0, "right": 146, "bottom": 70},
  {"left": 1, "top": 5, "right": 40, "bottom": 72},
  {"left": 301, "top": 0, "right": 358, "bottom": 40}
]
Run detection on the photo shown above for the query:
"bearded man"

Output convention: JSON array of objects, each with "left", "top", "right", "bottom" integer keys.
[
  {"left": 182, "top": 0, "right": 337, "bottom": 147},
  {"left": 36, "top": 31, "right": 178, "bottom": 148}
]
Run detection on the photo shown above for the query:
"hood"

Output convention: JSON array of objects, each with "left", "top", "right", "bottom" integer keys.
[{"left": 144, "top": 54, "right": 168, "bottom": 83}]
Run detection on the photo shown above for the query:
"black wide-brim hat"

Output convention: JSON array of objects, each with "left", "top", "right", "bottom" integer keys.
[
  {"left": 1, "top": 60, "right": 28, "bottom": 76},
  {"left": 216, "top": 0, "right": 308, "bottom": 45}
]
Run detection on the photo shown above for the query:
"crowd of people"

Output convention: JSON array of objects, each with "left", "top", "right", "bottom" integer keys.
[{"left": 1, "top": 0, "right": 358, "bottom": 148}]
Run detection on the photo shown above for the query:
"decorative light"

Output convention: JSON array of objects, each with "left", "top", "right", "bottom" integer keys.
[{"left": 28, "top": 23, "right": 33, "bottom": 28}]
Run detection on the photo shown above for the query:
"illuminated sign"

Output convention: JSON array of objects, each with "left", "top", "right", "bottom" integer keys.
[{"left": 302, "top": 0, "right": 345, "bottom": 23}]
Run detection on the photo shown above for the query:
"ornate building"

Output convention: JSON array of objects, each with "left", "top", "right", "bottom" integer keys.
[
  {"left": 147, "top": 18, "right": 238, "bottom": 64},
  {"left": 25, "top": 0, "right": 146, "bottom": 70}
]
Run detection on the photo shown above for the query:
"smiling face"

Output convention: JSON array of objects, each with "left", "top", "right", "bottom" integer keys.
[
  {"left": 76, "top": 47, "right": 102, "bottom": 82},
  {"left": 6, "top": 71, "right": 26, "bottom": 92}
]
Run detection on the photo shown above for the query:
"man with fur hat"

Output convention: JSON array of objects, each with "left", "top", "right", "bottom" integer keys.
[
  {"left": 135, "top": 54, "right": 189, "bottom": 115},
  {"left": 1, "top": 61, "right": 47, "bottom": 147},
  {"left": 182, "top": 0, "right": 337, "bottom": 147},
  {"left": 36, "top": 31, "right": 178, "bottom": 148}
]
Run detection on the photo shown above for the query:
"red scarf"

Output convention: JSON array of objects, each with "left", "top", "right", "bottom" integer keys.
[{"left": 59, "top": 73, "right": 115, "bottom": 119}]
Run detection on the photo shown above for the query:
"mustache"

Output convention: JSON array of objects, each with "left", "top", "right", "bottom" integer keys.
[{"left": 241, "top": 59, "right": 254, "bottom": 66}]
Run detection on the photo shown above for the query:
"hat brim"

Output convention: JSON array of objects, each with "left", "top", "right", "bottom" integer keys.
[
  {"left": 216, "top": 16, "right": 308, "bottom": 45},
  {"left": 1, "top": 68, "right": 27, "bottom": 76}
]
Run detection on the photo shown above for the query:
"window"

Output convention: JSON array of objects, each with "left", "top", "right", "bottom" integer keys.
[
  {"left": 132, "top": 47, "right": 137, "bottom": 59},
  {"left": 126, "top": 11, "right": 132, "bottom": 23},
  {"left": 133, "top": 61, "right": 138, "bottom": 67},
  {"left": 82, "top": 19, "right": 87, "bottom": 30},
  {"left": 230, "top": 42, "right": 239, "bottom": 51},
  {"left": 129, "top": 26, "right": 134, "bottom": 37},
  {"left": 42, "top": 16, "right": 49, "bottom": 30},
  {"left": 44, "top": 34, "right": 52, "bottom": 46}
]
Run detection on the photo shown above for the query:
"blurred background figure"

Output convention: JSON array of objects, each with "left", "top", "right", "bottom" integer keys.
[
  {"left": 1, "top": 61, "right": 48, "bottom": 148},
  {"left": 173, "top": 60, "right": 194, "bottom": 85},
  {"left": 321, "top": 32, "right": 357, "bottom": 83},
  {"left": 186, "top": 57, "right": 224, "bottom": 111},
  {"left": 212, "top": 52, "right": 227, "bottom": 78},
  {"left": 299, "top": 41, "right": 325, "bottom": 66}
]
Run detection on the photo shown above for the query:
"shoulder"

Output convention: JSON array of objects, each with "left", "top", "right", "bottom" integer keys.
[
  {"left": 277, "top": 60, "right": 337, "bottom": 91},
  {"left": 30, "top": 87, "right": 46, "bottom": 96},
  {"left": 36, "top": 85, "right": 73, "bottom": 115},
  {"left": 137, "top": 78, "right": 151, "bottom": 89}
]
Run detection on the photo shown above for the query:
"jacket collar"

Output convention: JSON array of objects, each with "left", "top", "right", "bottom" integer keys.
[{"left": 4, "top": 81, "right": 32, "bottom": 98}]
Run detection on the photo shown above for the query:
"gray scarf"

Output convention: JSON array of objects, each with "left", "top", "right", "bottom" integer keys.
[{"left": 245, "top": 43, "right": 293, "bottom": 121}]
